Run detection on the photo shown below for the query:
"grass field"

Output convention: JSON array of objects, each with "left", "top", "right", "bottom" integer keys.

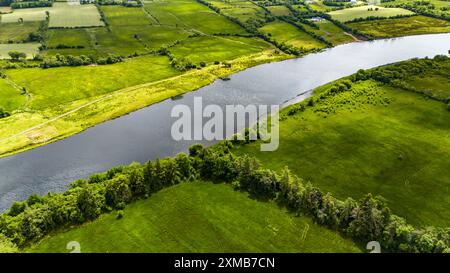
[
  {"left": 349, "top": 15, "right": 450, "bottom": 38},
  {"left": 380, "top": 0, "right": 450, "bottom": 11},
  {"left": 267, "top": 5, "right": 292, "bottom": 16},
  {"left": 207, "top": 0, "right": 266, "bottom": 23},
  {"left": 259, "top": 21, "right": 325, "bottom": 51},
  {"left": 4, "top": 55, "right": 180, "bottom": 109},
  {"left": 28, "top": 181, "right": 361, "bottom": 253},
  {"left": 233, "top": 61, "right": 450, "bottom": 228},
  {"left": 170, "top": 36, "right": 272, "bottom": 65},
  {"left": 327, "top": 5, "right": 414, "bottom": 22},
  {"left": 144, "top": 0, "right": 247, "bottom": 35},
  {"left": 0, "top": 43, "right": 40, "bottom": 59},
  {"left": 0, "top": 7, "right": 49, "bottom": 23},
  {"left": 0, "top": 78, "right": 26, "bottom": 112},
  {"left": 300, "top": 20, "right": 356, "bottom": 45},
  {"left": 48, "top": 3, "right": 105, "bottom": 28},
  {"left": 0, "top": 22, "right": 41, "bottom": 43}
]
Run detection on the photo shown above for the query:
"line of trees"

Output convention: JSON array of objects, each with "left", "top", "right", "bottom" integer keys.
[
  {"left": 1, "top": 140, "right": 449, "bottom": 253},
  {"left": 10, "top": 1, "right": 52, "bottom": 9},
  {"left": 40, "top": 53, "right": 123, "bottom": 68}
]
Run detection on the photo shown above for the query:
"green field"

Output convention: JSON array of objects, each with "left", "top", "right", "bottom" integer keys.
[
  {"left": 0, "top": 7, "right": 49, "bottom": 23},
  {"left": 380, "top": 0, "right": 450, "bottom": 11},
  {"left": 267, "top": 5, "right": 292, "bottom": 16},
  {"left": 328, "top": 5, "right": 414, "bottom": 22},
  {"left": 48, "top": 3, "right": 105, "bottom": 28},
  {"left": 234, "top": 59, "right": 450, "bottom": 228},
  {"left": 4, "top": 55, "right": 180, "bottom": 109},
  {"left": 0, "top": 78, "right": 26, "bottom": 112},
  {"left": 301, "top": 20, "right": 356, "bottom": 45},
  {"left": 144, "top": 0, "right": 247, "bottom": 35},
  {"left": 259, "top": 21, "right": 325, "bottom": 51},
  {"left": 349, "top": 15, "right": 450, "bottom": 38},
  {"left": 170, "top": 36, "right": 271, "bottom": 65},
  {"left": 208, "top": 0, "right": 266, "bottom": 23},
  {"left": 0, "top": 43, "right": 40, "bottom": 59},
  {"left": 0, "top": 22, "right": 41, "bottom": 43},
  {"left": 28, "top": 181, "right": 361, "bottom": 253}
]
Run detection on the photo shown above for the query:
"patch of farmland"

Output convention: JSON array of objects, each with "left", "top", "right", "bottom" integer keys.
[
  {"left": 0, "top": 77, "right": 26, "bottom": 112},
  {"left": 0, "top": 21, "right": 41, "bottom": 43},
  {"left": 100, "top": 6, "right": 153, "bottom": 26},
  {"left": 48, "top": 3, "right": 105, "bottom": 28},
  {"left": 267, "top": 5, "right": 291, "bottom": 16},
  {"left": 207, "top": 0, "right": 267, "bottom": 23},
  {"left": 259, "top": 20, "right": 325, "bottom": 51},
  {"left": 327, "top": 5, "right": 415, "bottom": 22},
  {"left": 144, "top": 0, "right": 247, "bottom": 35},
  {"left": 0, "top": 43, "right": 40, "bottom": 59},
  {"left": 0, "top": 7, "right": 49, "bottom": 23}
]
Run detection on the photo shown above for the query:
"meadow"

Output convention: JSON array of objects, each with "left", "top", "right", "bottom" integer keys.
[
  {"left": 0, "top": 22, "right": 41, "bottom": 43},
  {"left": 0, "top": 43, "right": 40, "bottom": 59},
  {"left": 233, "top": 59, "right": 450, "bottom": 228},
  {"left": 267, "top": 5, "right": 292, "bottom": 16},
  {"left": 28, "top": 181, "right": 361, "bottom": 253},
  {"left": 259, "top": 21, "right": 325, "bottom": 51},
  {"left": 208, "top": 0, "right": 266, "bottom": 23},
  {"left": 48, "top": 3, "right": 105, "bottom": 28},
  {"left": 300, "top": 20, "right": 356, "bottom": 45},
  {"left": 0, "top": 77, "right": 26, "bottom": 112},
  {"left": 0, "top": 7, "right": 49, "bottom": 23},
  {"left": 5, "top": 55, "right": 181, "bottom": 109},
  {"left": 349, "top": 15, "right": 450, "bottom": 38},
  {"left": 327, "top": 5, "right": 415, "bottom": 22}
]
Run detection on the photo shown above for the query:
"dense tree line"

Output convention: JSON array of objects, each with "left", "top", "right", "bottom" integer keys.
[
  {"left": 40, "top": 54, "right": 123, "bottom": 68},
  {"left": 344, "top": 13, "right": 416, "bottom": 23},
  {"left": 1, "top": 139, "right": 449, "bottom": 252},
  {"left": 385, "top": 2, "right": 450, "bottom": 21},
  {"left": 10, "top": 1, "right": 52, "bottom": 9},
  {"left": 92, "top": 0, "right": 142, "bottom": 7}
]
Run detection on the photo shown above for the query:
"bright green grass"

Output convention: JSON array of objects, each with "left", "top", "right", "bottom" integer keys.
[
  {"left": 301, "top": 20, "right": 355, "bottom": 45},
  {"left": 48, "top": 3, "right": 104, "bottom": 28},
  {"left": 0, "top": 43, "right": 40, "bottom": 59},
  {"left": 234, "top": 75, "right": 450, "bottom": 228},
  {"left": 208, "top": 0, "right": 266, "bottom": 23},
  {"left": 0, "top": 78, "right": 26, "bottom": 112},
  {"left": 4, "top": 55, "right": 180, "bottom": 109},
  {"left": 380, "top": 0, "right": 450, "bottom": 11},
  {"left": 144, "top": 0, "right": 247, "bottom": 35},
  {"left": 0, "top": 7, "right": 49, "bottom": 23},
  {"left": 328, "top": 5, "right": 414, "bottom": 22},
  {"left": 348, "top": 15, "right": 450, "bottom": 38},
  {"left": 267, "top": 5, "right": 292, "bottom": 16},
  {"left": 170, "top": 36, "right": 271, "bottom": 65},
  {"left": 307, "top": 0, "right": 338, "bottom": 12},
  {"left": 0, "top": 22, "right": 40, "bottom": 43},
  {"left": 28, "top": 181, "right": 361, "bottom": 253},
  {"left": 259, "top": 21, "right": 325, "bottom": 51},
  {"left": 100, "top": 5, "right": 153, "bottom": 26}
]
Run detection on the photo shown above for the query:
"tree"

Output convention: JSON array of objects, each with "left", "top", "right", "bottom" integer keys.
[{"left": 8, "top": 51, "right": 26, "bottom": 61}]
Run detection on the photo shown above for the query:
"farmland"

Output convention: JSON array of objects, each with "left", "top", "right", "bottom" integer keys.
[
  {"left": 28, "top": 181, "right": 361, "bottom": 253},
  {"left": 327, "top": 5, "right": 415, "bottom": 22},
  {"left": 0, "top": 43, "right": 40, "bottom": 59},
  {"left": 0, "top": 7, "right": 48, "bottom": 23},
  {"left": 0, "top": 22, "right": 41, "bottom": 43},
  {"left": 233, "top": 57, "right": 450, "bottom": 228},
  {"left": 0, "top": 77, "right": 25, "bottom": 112},
  {"left": 300, "top": 20, "right": 356, "bottom": 45},
  {"left": 47, "top": 3, "right": 104, "bottom": 28},
  {"left": 349, "top": 15, "right": 450, "bottom": 38},
  {"left": 259, "top": 21, "right": 326, "bottom": 51}
]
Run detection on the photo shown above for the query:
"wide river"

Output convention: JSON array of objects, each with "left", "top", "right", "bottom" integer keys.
[{"left": 0, "top": 33, "right": 449, "bottom": 211}]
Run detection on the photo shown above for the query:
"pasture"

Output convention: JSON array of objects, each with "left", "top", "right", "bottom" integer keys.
[
  {"left": 234, "top": 61, "right": 450, "bottom": 228},
  {"left": 0, "top": 78, "right": 26, "bottom": 112},
  {"left": 259, "top": 21, "right": 325, "bottom": 51},
  {"left": 28, "top": 181, "right": 361, "bottom": 253},
  {"left": 301, "top": 20, "right": 355, "bottom": 45},
  {"left": 0, "top": 43, "right": 40, "bottom": 59},
  {"left": 0, "top": 7, "right": 49, "bottom": 23},
  {"left": 267, "top": 5, "right": 292, "bottom": 16},
  {"left": 327, "top": 5, "right": 414, "bottom": 22},
  {"left": 348, "top": 15, "right": 450, "bottom": 38},
  {"left": 170, "top": 36, "right": 272, "bottom": 65},
  {"left": 207, "top": 0, "right": 266, "bottom": 23},
  {"left": 48, "top": 3, "right": 105, "bottom": 28},
  {"left": 4, "top": 55, "right": 180, "bottom": 109},
  {"left": 0, "top": 21, "right": 41, "bottom": 43}
]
